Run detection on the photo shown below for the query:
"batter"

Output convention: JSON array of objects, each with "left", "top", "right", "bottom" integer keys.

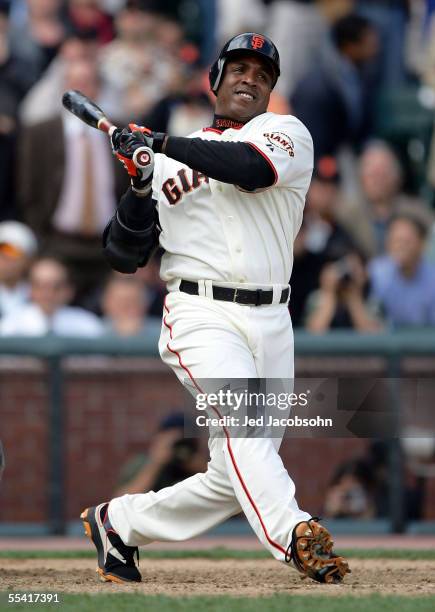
[{"left": 81, "top": 32, "right": 350, "bottom": 586}]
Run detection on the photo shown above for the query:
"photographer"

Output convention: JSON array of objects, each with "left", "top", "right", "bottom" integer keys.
[
  {"left": 114, "top": 412, "right": 206, "bottom": 496},
  {"left": 305, "top": 253, "right": 383, "bottom": 333}
]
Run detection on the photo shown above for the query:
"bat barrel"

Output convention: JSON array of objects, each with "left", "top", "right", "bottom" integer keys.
[{"left": 62, "top": 90, "right": 114, "bottom": 133}]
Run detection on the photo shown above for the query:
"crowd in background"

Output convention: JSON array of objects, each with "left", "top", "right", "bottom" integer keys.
[{"left": 1, "top": 0, "right": 435, "bottom": 337}]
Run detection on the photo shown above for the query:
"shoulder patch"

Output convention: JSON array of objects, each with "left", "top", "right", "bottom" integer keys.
[{"left": 263, "top": 132, "right": 294, "bottom": 157}]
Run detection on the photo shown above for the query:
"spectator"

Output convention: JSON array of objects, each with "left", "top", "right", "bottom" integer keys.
[
  {"left": 217, "top": 0, "right": 264, "bottom": 47},
  {"left": 8, "top": 0, "right": 66, "bottom": 85},
  {"left": 338, "top": 141, "right": 425, "bottom": 257},
  {"left": 369, "top": 210, "right": 435, "bottom": 328},
  {"left": 63, "top": 0, "right": 114, "bottom": 45},
  {"left": 17, "top": 56, "right": 128, "bottom": 305},
  {"left": 99, "top": 8, "right": 184, "bottom": 120},
  {"left": 291, "top": 14, "right": 379, "bottom": 158},
  {"left": 101, "top": 273, "right": 149, "bottom": 336},
  {"left": 0, "top": 2, "right": 33, "bottom": 217},
  {"left": 266, "top": 0, "right": 327, "bottom": 97},
  {"left": 324, "top": 458, "right": 376, "bottom": 519},
  {"left": 0, "top": 439, "right": 4, "bottom": 483},
  {"left": 0, "top": 257, "right": 104, "bottom": 336},
  {"left": 143, "top": 68, "right": 212, "bottom": 134},
  {"left": 356, "top": 0, "right": 409, "bottom": 86},
  {"left": 19, "top": 29, "right": 100, "bottom": 126},
  {"left": 133, "top": 252, "right": 166, "bottom": 318},
  {"left": 324, "top": 441, "right": 425, "bottom": 520},
  {"left": 114, "top": 412, "right": 206, "bottom": 496},
  {"left": 290, "top": 156, "right": 360, "bottom": 326},
  {"left": 0, "top": 221, "right": 37, "bottom": 319},
  {"left": 304, "top": 253, "right": 382, "bottom": 333}
]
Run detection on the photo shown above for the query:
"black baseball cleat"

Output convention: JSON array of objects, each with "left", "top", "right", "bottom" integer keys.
[{"left": 80, "top": 503, "right": 141, "bottom": 583}]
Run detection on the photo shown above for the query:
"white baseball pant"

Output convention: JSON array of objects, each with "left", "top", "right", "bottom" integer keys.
[{"left": 108, "top": 290, "right": 311, "bottom": 561}]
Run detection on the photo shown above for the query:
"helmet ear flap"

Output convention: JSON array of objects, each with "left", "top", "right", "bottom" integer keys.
[{"left": 209, "top": 57, "right": 226, "bottom": 95}]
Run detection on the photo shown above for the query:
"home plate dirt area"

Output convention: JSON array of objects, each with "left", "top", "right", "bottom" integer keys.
[{"left": 2, "top": 557, "right": 435, "bottom": 597}]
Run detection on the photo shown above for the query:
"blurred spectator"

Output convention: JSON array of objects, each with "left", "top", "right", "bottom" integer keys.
[
  {"left": 369, "top": 210, "right": 435, "bottom": 328},
  {"left": 17, "top": 56, "right": 128, "bottom": 304},
  {"left": 338, "top": 141, "right": 425, "bottom": 257},
  {"left": 0, "top": 256, "right": 104, "bottom": 336},
  {"left": 324, "top": 458, "right": 376, "bottom": 518},
  {"left": 266, "top": 0, "right": 327, "bottom": 97},
  {"left": 0, "top": 439, "right": 4, "bottom": 483},
  {"left": 153, "top": 0, "right": 209, "bottom": 64},
  {"left": 217, "top": 0, "right": 264, "bottom": 47},
  {"left": 143, "top": 68, "right": 212, "bottom": 134},
  {"left": 0, "top": 221, "right": 37, "bottom": 319},
  {"left": 99, "top": 8, "right": 188, "bottom": 120},
  {"left": 324, "top": 441, "right": 425, "bottom": 520},
  {"left": 101, "top": 273, "right": 149, "bottom": 336},
  {"left": 114, "top": 412, "right": 206, "bottom": 496},
  {"left": 304, "top": 253, "right": 382, "bottom": 332},
  {"left": 63, "top": 0, "right": 114, "bottom": 44},
  {"left": 291, "top": 14, "right": 379, "bottom": 158},
  {"left": 0, "top": 2, "right": 31, "bottom": 217},
  {"left": 133, "top": 252, "right": 166, "bottom": 317},
  {"left": 290, "top": 156, "right": 360, "bottom": 326},
  {"left": 19, "top": 29, "right": 100, "bottom": 126},
  {"left": 8, "top": 0, "right": 66, "bottom": 85},
  {"left": 356, "top": 0, "right": 409, "bottom": 86}
]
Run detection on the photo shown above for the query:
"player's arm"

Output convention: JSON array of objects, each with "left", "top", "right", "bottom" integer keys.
[
  {"left": 164, "top": 137, "right": 275, "bottom": 190},
  {"left": 111, "top": 125, "right": 275, "bottom": 191},
  {"left": 104, "top": 132, "right": 159, "bottom": 274}
]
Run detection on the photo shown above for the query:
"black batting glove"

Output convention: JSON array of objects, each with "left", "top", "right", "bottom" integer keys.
[
  {"left": 111, "top": 123, "right": 167, "bottom": 155},
  {"left": 111, "top": 127, "right": 158, "bottom": 196}
]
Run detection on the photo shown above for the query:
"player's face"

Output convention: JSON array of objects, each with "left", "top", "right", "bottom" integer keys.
[{"left": 215, "top": 54, "right": 274, "bottom": 122}]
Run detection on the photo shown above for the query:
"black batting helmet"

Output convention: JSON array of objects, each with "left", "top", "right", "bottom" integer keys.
[{"left": 209, "top": 32, "right": 280, "bottom": 95}]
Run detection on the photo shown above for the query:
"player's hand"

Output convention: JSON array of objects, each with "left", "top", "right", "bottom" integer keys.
[
  {"left": 111, "top": 123, "right": 167, "bottom": 156},
  {"left": 111, "top": 126, "right": 156, "bottom": 196}
]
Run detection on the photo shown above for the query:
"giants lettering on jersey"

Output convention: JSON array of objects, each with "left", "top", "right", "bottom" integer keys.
[{"left": 162, "top": 169, "right": 209, "bottom": 205}]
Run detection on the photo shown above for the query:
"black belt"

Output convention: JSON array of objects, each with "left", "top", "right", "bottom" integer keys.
[{"left": 179, "top": 280, "right": 289, "bottom": 306}]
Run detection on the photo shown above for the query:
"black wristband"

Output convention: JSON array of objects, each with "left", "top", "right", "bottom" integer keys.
[{"left": 152, "top": 132, "right": 167, "bottom": 154}]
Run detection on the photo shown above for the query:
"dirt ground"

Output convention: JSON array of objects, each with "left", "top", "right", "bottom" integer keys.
[{"left": 1, "top": 558, "right": 435, "bottom": 597}]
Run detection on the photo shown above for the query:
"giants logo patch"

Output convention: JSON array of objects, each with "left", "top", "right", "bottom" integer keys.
[
  {"left": 263, "top": 132, "right": 294, "bottom": 157},
  {"left": 251, "top": 35, "right": 265, "bottom": 49}
]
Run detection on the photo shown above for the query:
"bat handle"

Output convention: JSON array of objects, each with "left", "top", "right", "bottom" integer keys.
[{"left": 97, "top": 116, "right": 116, "bottom": 134}]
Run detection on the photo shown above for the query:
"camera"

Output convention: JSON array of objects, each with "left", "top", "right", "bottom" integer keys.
[{"left": 333, "top": 257, "right": 354, "bottom": 286}]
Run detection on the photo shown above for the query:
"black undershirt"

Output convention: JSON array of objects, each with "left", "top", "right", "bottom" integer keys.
[{"left": 119, "top": 115, "right": 275, "bottom": 230}]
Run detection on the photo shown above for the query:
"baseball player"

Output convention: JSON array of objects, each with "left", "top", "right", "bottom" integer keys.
[{"left": 81, "top": 33, "right": 350, "bottom": 586}]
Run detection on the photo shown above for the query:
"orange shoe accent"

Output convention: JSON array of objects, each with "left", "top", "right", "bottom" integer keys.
[
  {"left": 80, "top": 508, "right": 92, "bottom": 539},
  {"left": 97, "top": 567, "right": 131, "bottom": 584}
]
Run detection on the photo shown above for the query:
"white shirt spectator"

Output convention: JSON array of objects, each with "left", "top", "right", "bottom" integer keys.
[
  {"left": 0, "top": 282, "right": 30, "bottom": 319},
  {"left": 0, "top": 303, "right": 104, "bottom": 337}
]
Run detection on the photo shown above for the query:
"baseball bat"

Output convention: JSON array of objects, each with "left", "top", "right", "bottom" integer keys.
[
  {"left": 61, "top": 89, "right": 153, "bottom": 169},
  {"left": 62, "top": 89, "right": 115, "bottom": 135}
]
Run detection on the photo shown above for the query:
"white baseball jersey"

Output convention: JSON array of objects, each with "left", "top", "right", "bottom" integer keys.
[{"left": 152, "top": 112, "right": 314, "bottom": 290}]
